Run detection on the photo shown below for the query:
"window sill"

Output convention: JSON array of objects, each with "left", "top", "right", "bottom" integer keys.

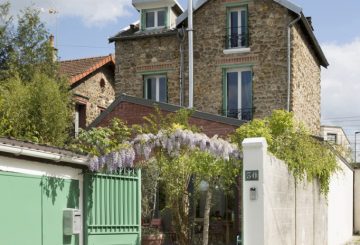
[{"left": 223, "top": 47, "right": 251, "bottom": 55}]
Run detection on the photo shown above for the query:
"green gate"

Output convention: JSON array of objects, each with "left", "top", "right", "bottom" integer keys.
[
  {"left": 84, "top": 169, "right": 141, "bottom": 245},
  {"left": 0, "top": 171, "right": 80, "bottom": 245}
]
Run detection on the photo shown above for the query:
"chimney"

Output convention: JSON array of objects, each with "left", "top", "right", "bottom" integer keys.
[
  {"left": 130, "top": 24, "right": 135, "bottom": 31},
  {"left": 306, "top": 17, "right": 314, "bottom": 31},
  {"left": 49, "top": 34, "right": 58, "bottom": 62}
]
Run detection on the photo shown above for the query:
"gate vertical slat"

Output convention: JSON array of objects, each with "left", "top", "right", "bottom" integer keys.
[{"left": 85, "top": 170, "right": 141, "bottom": 243}]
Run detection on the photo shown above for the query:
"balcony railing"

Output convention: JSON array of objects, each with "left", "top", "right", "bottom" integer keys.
[
  {"left": 224, "top": 27, "right": 249, "bottom": 49},
  {"left": 220, "top": 108, "right": 254, "bottom": 121}
]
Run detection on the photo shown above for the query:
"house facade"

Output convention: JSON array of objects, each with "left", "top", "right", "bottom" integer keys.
[
  {"left": 59, "top": 55, "right": 116, "bottom": 133},
  {"left": 109, "top": 0, "right": 328, "bottom": 134}
]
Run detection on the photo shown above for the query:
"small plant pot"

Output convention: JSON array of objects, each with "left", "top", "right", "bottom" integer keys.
[{"left": 141, "top": 234, "right": 164, "bottom": 245}]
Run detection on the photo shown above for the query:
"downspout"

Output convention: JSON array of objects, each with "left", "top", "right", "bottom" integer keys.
[
  {"left": 287, "top": 13, "right": 301, "bottom": 112},
  {"left": 188, "top": 0, "right": 194, "bottom": 108},
  {"left": 177, "top": 27, "right": 186, "bottom": 106}
]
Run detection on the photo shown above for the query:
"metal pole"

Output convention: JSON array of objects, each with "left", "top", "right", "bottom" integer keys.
[{"left": 188, "top": 0, "right": 194, "bottom": 108}]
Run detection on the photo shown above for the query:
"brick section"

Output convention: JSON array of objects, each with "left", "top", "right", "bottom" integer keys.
[{"left": 97, "top": 101, "right": 237, "bottom": 137}]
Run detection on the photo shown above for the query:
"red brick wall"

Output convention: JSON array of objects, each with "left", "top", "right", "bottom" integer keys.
[{"left": 97, "top": 101, "right": 237, "bottom": 138}]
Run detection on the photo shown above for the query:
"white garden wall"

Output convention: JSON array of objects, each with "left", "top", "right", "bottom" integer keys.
[
  {"left": 328, "top": 158, "right": 354, "bottom": 245},
  {"left": 242, "top": 137, "right": 353, "bottom": 245}
]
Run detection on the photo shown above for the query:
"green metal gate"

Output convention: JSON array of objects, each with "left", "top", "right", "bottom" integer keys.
[
  {"left": 0, "top": 171, "right": 80, "bottom": 245},
  {"left": 84, "top": 169, "right": 141, "bottom": 245}
]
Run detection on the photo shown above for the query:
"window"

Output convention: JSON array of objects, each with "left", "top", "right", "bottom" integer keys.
[
  {"left": 223, "top": 68, "right": 252, "bottom": 120},
  {"left": 100, "top": 79, "right": 106, "bottom": 92},
  {"left": 226, "top": 7, "right": 248, "bottom": 49},
  {"left": 144, "top": 75, "right": 167, "bottom": 102},
  {"left": 144, "top": 9, "right": 166, "bottom": 29},
  {"left": 327, "top": 133, "right": 337, "bottom": 144},
  {"left": 74, "top": 103, "right": 86, "bottom": 136}
]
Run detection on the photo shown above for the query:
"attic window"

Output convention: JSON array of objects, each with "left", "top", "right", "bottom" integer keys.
[
  {"left": 100, "top": 79, "right": 105, "bottom": 92},
  {"left": 144, "top": 9, "right": 166, "bottom": 29}
]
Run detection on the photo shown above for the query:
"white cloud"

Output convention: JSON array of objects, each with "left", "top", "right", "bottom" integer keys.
[
  {"left": 321, "top": 38, "right": 360, "bottom": 141},
  {"left": 8, "top": 0, "right": 132, "bottom": 26}
]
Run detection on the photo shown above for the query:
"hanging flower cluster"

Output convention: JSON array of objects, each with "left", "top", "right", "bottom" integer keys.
[
  {"left": 89, "top": 144, "right": 135, "bottom": 172},
  {"left": 133, "top": 128, "right": 241, "bottom": 161},
  {"left": 88, "top": 128, "right": 241, "bottom": 172}
]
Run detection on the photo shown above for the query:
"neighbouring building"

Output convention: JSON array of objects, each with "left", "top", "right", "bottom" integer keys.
[
  {"left": 59, "top": 55, "right": 116, "bottom": 134},
  {"left": 321, "top": 125, "right": 352, "bottom": 162},
  {"left": 109, "top": 0, "right": 328, "bottom": 134}
]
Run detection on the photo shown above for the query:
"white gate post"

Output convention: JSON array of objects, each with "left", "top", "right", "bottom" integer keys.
[{"left": 242, "top": 137, "right": 267, "bottom": 245}]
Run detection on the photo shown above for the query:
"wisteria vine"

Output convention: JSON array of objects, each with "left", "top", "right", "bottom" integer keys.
[{"left": 88, "top": 128, "right": 242, "bottom": 172}]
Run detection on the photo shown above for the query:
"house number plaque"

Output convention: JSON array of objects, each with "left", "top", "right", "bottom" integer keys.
[{"left": 245, "top": 170, "right": 259, "bottom": 181}]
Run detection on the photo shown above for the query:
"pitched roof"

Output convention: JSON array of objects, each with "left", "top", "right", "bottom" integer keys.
[
  {"left": 59, "top": 55, "right": 115, "bottom": 85},
  {"left": 175, "top": 0, "right": 328, "bottom": 68},
  {"left": 89, "top": 94, "right": 246, "bottom": 129},
  {"left": 109, "top": 25, "right": 178, "bottom": 42}
]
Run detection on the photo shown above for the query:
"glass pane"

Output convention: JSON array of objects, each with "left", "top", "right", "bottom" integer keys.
[
  {"left": 241, "top": 10, "right": 247, "bottom": 47},
  {"left": 241, "top": 71, "right": 252, "bottom": 120},
  {"left": 146, "top": 12, "right": 155, "bottom": 28},
  {"left": 230, "top": 11, "right": 239, "bottom": 48},
  {"left": 227, "top": 72, "right": 238, "bottom": 118},
  {"left": 158, "top": 10, "right": 166, "bottom": 27},
  {"left": 146, "top": 78, "right": 156, "bottom": 100},
  {"left": 159, "top": 77, "right": 167, "bottom": 102}
]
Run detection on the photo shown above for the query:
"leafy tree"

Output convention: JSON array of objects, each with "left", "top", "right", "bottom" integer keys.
[
  {"left": 0, "top": 2, "right": 56, "bottom": 81},
  {"left": 0, "top": 3, "right": 72, "bottom": 146}
]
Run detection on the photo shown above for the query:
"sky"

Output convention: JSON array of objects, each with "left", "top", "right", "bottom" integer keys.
[{"left": 7, "top": 0, "right": 360, "bottom": 150}]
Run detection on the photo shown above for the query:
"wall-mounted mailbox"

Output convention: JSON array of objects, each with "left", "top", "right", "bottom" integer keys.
[
  {"left": 250, "top": 187, "right": 257, "bottom": 200},
  {"left": 63, "top": 209, "right": 82, "bottom": 235}
]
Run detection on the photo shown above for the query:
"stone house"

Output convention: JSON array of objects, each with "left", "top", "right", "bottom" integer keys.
[
  {"left": 109, "top": 0, "right": 328, "bottom": 134},
  {"left": 59, "top": 55, "right": 116, "bottom": 134}
]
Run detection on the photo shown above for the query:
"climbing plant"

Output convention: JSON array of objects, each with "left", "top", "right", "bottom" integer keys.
[{"left": 231, "top": 110, "right": 339, "bottom": 195}]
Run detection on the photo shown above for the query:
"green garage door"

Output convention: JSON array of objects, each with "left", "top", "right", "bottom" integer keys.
[{"left": 0, "top": 171, "right": 80, "bottom": 245}]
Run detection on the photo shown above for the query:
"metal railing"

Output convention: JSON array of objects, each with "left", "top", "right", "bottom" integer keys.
[
  {"left": 220, "top": 108, "right": 254, "bottom": 121},
  {"left": 225, "top": 27, "right": 249, "bottom": 49}
]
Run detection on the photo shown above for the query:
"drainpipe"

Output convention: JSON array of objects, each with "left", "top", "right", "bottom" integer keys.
[
  {"left": 177, "top": 27, "right": 186, "bottom": 106},
  {"left": 287, "top": 13, "right": 301, "bottom": 112},
  {"left": 188, "top": 0, "right": 194, "bottom": 108}
]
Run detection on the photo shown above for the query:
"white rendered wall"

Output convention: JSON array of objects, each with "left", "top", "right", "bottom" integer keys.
[
  {"left": 355, "top": 169, "right": 360, "bottom": 234},
  {"left": 0, "top": 155, "right": 84, "bottom": 245},
  {"left": 328, "top": 158, "right": 353, "bottom": 245}
]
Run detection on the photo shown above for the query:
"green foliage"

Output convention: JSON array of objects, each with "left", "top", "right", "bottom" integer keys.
[
  {"left": 133, "top": 106, "right": 198, "bottom": 134},
  {"left": 0, "top": 3, "right": 72, "bottom": 146},
  {"left": 0, "top": 2, "right": 57, "bottom": 81},
  {"left": 0, "top": 74, "right": 72, "bottom": 145},
  {"left": 70, "top": 118, "right": 131, "bottom": 156},
  {"left": 232, "top": 110, "right": 339, "bottom": 195},
  {"left": 141, "top": 158, "right": 160, "bottom": 223}
]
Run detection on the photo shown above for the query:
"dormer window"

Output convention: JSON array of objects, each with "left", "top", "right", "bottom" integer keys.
[{"left": 144, "top": 8, "right": 167, "bottom": 29}]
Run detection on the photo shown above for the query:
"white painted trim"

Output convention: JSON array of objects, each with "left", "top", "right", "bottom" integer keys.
[
  {"left": 223, "top": 47, "right": 251, "bottom": 54},
  {"left": 0, "top": 143, "right": 88, "bottom": 166}
]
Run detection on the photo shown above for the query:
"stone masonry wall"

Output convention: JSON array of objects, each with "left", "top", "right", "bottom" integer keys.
[
  {"left": 291, "top": 24, "right": 321, "bottom": 134},
  {"left": 114, "top": 0, "right": 322, "bottom": 132},
  {"left": 72, "top": 65, "right": 115, "bottom": 125},
  {"left": 114, "top": 35, "right": 181, "bottom": 105}
]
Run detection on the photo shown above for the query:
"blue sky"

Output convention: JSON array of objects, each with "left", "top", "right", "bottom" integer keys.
[
  {"left": 9, "top": 0, "right": 360, "bottom": 150},
  {"left": 20, "top": 0, "right": 358, "bottom": 60}
]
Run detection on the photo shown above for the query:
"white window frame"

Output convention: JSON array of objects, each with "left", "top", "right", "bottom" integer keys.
[
  {"left": 226, "top": 67, "right": 252, "bottom": 119},
  {"left": 145, "top": 8, "right": 166, "bottom": 29},
  {"left": 144, "top": 75, "right": 167, "bottom": 102}
]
